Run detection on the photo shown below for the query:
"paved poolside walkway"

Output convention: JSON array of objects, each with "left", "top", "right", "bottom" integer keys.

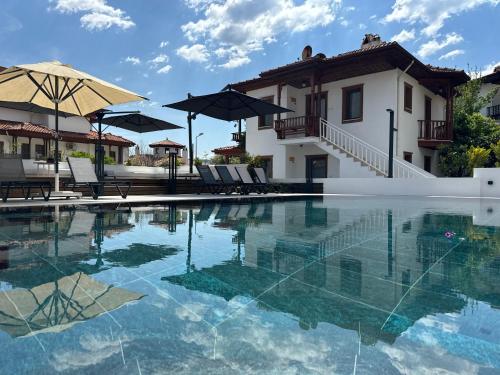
[{"left": 0, "top": 193, "right": 318, "bottom": 208}]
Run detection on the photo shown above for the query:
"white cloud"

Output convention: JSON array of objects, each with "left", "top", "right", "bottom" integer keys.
[
  {"left": 369, "top": 14, "right": 377, "bottom": 20},
  {"left": 384, "top": 0, "right": 499, "bottom": 37},
  {"left": 159, "top": 41, "right": 169, "bottom": 48},
  {"left": 358, "top": 23, "right": 367, "bottom": 30},
  {"left": 176, "top": 44, "right": 210, "bottom": 63},
  {"left": 148, "top": 53, "right": 169, "bottom": 67},
  {"left": 124, "top": 56, "right": 141, "bottom": 65},
  {"left": 391, "top": 28, "right": 415, "bottom": 43},
  {"left": 157, "top": 65, "right": 173, "bottom": 74},
  {"left": 417, "top": 32, "right": 463, "bottom": 58},
  {"left": 220, "top": 55, "right": 251, "bottom": 69},
  {"left": 114, "top": 76, "right": 122, "bottom": 82},
  {"left": 146, "top": 91, "right": 153, "bottom": 96},
  {"left": 339, "top": 18, "right": 349, "bottom": 27},
  {"left": 438, "top": 49, "right": 464, "bottom": 60},
  {"left": 180, "top": 0, "right": 341, "bottom": 68},
  {"left": 51, "top": 0, "right": 135, "bottom": 31},
  {"left": 480, "top": 61, "right": 500, "bottom": 76}
]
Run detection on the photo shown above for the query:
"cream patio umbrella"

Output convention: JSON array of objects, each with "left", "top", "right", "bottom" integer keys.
[
  {"left": 0, "top": 272, "right": 144, "bottom": 337},
  {"left": 0, "top": 61, "right": 147, "bottom": 193}
]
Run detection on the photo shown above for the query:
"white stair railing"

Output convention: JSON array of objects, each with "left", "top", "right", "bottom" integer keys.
[{"left": 319, "top": 118, "right": 434, "bottom": 178}]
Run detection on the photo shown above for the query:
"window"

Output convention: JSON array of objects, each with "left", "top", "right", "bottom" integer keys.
[
  {"left": 258, "top": 96, "right": 274, "bottom": 129},
  {"left": 35, "top": 144, "right": 45, "bottom": 159},
  {"left": 342, "top": 84, "right": 363, "bottom": 123},
  {"left": 404, "top": 82, "right": 413, "bottom": 113},
  {"left": 109, "top": 151, "right": 116, "bottom": 161},
  {"left": 403, "top": 151, "right": 413, "bottom": 163},
  {"left": 424, "top": 156, "right": 432, "bottom": 173},
  {"left": 0, "top": 141, "right": 4, "bottom": 155}
]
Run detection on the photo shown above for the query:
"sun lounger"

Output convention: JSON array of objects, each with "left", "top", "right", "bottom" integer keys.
[
  {"left": 253, "top": 167, "right": 284, "bottom": 193},
  {"left": 214, "top": 165, "right": 240, "bottom": 194},
  {"left": 66, "top": 157, "right": 131, "bottom": 200},
  {"left": 196, "top": 165, "right": 224, "bottom": 194},
  {"left": 196, "top": 202, "right": 217, "bottom": 221},
  {"left": 235, "top": 166, "right": 266, "bottom": 194},
  {"left": 0, "top": 155, "right": 52, "bottom": 202}
]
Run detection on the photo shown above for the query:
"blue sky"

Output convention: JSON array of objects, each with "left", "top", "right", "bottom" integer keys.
[{"left": 0, "top": 0, "right": 498, "bottom": 156}]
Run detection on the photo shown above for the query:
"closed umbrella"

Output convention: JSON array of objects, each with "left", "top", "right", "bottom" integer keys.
[
  {"left": 0, "top": 61, "right": 146, "bottom": 193},
  {"left": 164, "top": 85, "right": 292, "bottom": 173}
]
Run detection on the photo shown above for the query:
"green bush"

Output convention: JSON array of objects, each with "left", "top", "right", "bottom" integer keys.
[
  {"left": 438, "top": 75, "right": 500, "bottom": 176},
  {"left": 490, "top": 140, "right": 500, "bottom": 167},
  {"left": 466, "top": 146, "right": 491, "bottom": 174},
  {"left": 69, "top": 151, "right": 115, "bottom": 165}
]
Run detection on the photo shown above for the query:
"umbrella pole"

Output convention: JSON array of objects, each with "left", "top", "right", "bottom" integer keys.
[
  {"left": 188, "top": 112, "right": 193, "bottom": 174},
  {"left": 187, "top": 93, "right": 193, "bottom": 174},
  {"left": 54, "top": 101, "right": 60, "bottom": 193}
]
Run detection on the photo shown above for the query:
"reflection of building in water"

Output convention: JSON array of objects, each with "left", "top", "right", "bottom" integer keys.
[{"left": 170, "top": 199, "right": 500, "bottom": 344}]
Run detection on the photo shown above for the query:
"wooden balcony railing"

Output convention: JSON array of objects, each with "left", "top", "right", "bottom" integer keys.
[
  {"left": 231, "top": 131, "right": 245, "bottom": 143},
  {"left": 487, "top": 104, "right": 500, "bottom": 119},
  {"left": 418, "top": 120, "right": 451, "bottom": 140},
  {"left": 274, "top": 116, "right": 320, "bottom": 139}
]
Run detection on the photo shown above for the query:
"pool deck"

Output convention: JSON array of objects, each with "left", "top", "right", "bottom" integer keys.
[{"left": 0, "top": 193, "right": 319, "bottom": 208}]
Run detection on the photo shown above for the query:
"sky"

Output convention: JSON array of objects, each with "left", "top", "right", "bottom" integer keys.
[{"left": 0, "top": 0, "right": 498, "bottom": 157}]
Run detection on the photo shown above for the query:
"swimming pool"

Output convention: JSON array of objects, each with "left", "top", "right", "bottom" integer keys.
[{"left": 0, "top": 197, "right": 499, "bottom": 374}]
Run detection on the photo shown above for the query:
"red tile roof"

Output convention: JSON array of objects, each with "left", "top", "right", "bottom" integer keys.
[
  {"left": 232, "top": 40, "right": 469, "bottom": 93},
  {"left": 149, "top": 139, "right": 185, "bottom": 148},
  {"left": 0, "top": 119, "right": 135, "bottom": 146},
  {"left": 212, "top": 145, "right": 245, "bottom": 156}
]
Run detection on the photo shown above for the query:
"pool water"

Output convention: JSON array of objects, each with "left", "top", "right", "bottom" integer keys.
[{"left": 0, "top": 197, "right": 499, "bottom": 374}]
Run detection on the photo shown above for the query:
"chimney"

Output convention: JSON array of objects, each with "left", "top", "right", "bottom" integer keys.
[
  {"left": 361, "top": 33, "right": 382, "bottom": 49},
  {"left": 301, "top": 45, "right": 312, "bottom": 60}
]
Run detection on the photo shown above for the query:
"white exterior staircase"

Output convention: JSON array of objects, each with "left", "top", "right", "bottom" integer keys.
[{"left": 318, "top": 118, "right": 435, "bottom": 178}]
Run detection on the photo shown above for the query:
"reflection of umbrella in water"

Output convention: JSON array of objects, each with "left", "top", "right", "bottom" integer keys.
[{"left": 0, "top": 272, "right": 143, "bottom": 337}]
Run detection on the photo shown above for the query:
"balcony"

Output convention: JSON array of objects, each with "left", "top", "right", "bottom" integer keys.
[
  {"left": 487, "top": 104, "right": 500, "bottom": 120},
  {"left": 231, "top": 131, "right": 245, "bottom": 143},
  {"left": 417, "top": 120, "right": 452, "bottom": 149},
  {"left": 274, "top": 116, "right": 320, "bottom": 139}
]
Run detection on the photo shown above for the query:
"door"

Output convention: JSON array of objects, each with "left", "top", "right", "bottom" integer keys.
[
  {"left": 425, "top": 96, "right": 432, "bottom": 139},
  {"left": 21, "top": 143, "right": 30, "bottom": 159},
  {"left": 305, "top": 155, "right": 327, "bottom": 182},
  {"left": 424, "top": 156, "right": 432, "bottom": 173},
  {"left": 306, "top": 92, "right": 328, "bottom": 119}
]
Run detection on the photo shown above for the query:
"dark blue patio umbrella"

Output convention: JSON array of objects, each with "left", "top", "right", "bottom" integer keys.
[{"left": 163, "top": 85, "right": 292, "bottom": 173}]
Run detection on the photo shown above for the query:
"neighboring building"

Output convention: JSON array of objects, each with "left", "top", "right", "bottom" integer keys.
[
  {"left": 212, "top": 131, "right": 246, "bottom": 163},
  {"left": 0, "top": 106, "right": 134, "bottom": 164},
  {"left": 149, "top": 139, "right": 186, "bottom": 158},
  {"left": 149, "top": 138, "right": 188, "bottom": 164},
  {"left": 480, "top": 66, "right": 500, "bottom": 123},
  {"left": 232, "top": 34, "right": 469, "bottom": 178}
]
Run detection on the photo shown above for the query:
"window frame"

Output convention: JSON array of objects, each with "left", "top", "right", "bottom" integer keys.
[
  {"left": 342, "top": 84, "right": 363, "bottom": 124},
  {"left": 404, "top": 82, "right": 413, "bottom": 113},
  {"left": 258, "top": 95, "right": 275, "bottom": 129}
]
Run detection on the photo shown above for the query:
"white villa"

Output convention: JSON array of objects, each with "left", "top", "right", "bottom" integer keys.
[
  {"left": 232, "top": 34, "right": 469, "bottom": 179},
  {"left": 149, "top": 139, "right": 186, "bottom": 158},
  {"left": 480, "top": 65, "right": 500, "bottom": 123},
  {"left": 0, "top": 105, "right": 134, "bottom": 165}
]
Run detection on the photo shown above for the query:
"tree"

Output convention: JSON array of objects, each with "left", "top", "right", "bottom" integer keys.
[{"left": 438, "top": 75, "right": 500, "bottom": 176}]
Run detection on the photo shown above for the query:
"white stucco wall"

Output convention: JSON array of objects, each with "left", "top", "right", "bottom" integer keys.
[
  {"left": 245, "top": 85, "right": 288, "bottom": 178},
  {"left": 396, "top": 70, "right": 446, "bottom": 174}
]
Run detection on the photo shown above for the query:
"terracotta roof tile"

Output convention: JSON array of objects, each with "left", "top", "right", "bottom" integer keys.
[
  {"left": 0, "top": 119, "right": 135, "bottom": 146},
  {"left": 212, "top": 145, "right": 245, "bottom": 156},
  {"left": 149, "top": 139, "right": 185, "bottom": 148}
]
